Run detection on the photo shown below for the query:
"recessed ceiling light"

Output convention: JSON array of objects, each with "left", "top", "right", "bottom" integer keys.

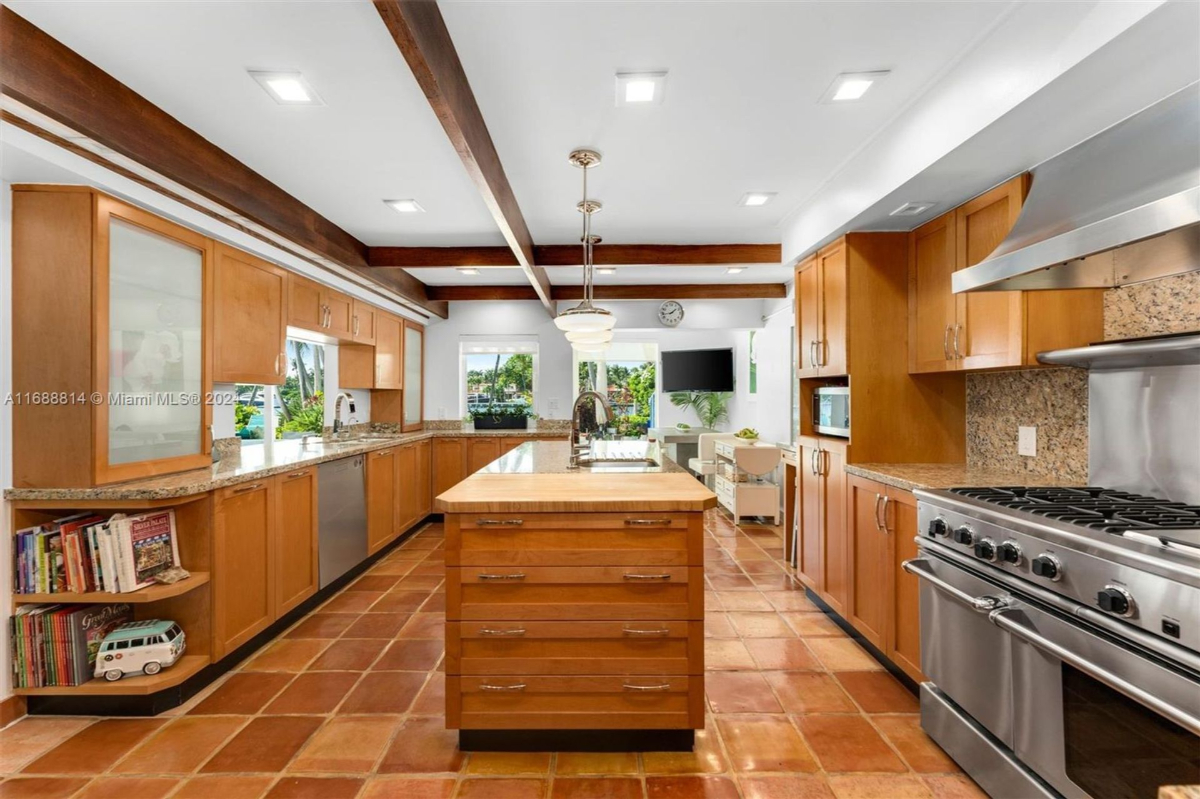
[
  {"left": 726, "top": 267, "right": 747, "bottom": 275},
  {"left": 384, "top": 199, "right": 426, "bottom": 214},
  {"left": 596, "top": 267, "right": 617, "bottom": 275},
  {"left": 890, "top": 201, "right": 936, "bottom": 217},
  {"left": 820, "top": 70, "right": 890, "bottom": 104},
  {"left": 248, "top": 70, "right": 324, "bottom": 106},
  {"left": 738, "top": 192, "right": 776, "bottom": 207},
  {"left": 456, "top": 267, "right": 480, "bottom": 276},
  {"left": 615, "top": 71, "right": 667, "bottom": 106}
]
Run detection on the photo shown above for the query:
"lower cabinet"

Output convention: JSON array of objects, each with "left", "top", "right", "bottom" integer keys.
[
  {"left": 465, "top": 437, "right": 501, "bottom": 473},
  {"left": 433, "top": 438, "right": 467, "bottom": 498},
  {"left": 844, "top": 474, "right": 925, "bottom": 684},
  {"left": 416, "top": 439, "right": 432, "bottom": 517},
  {"left": 795, "top": 438, "right": 847, "bottom": 615},
  {"left": 275, "top": 466, "right": 319, "bottom": 615},
  {"left": 444, "top": 512, "right": 706, "bottom": 731},
  {"left": 213, "top": 480, "right": 276, "bottom": 659},
  {"left": 398, "top": 442, "right": 420, "bottom": 531},
  {"left": 367, "top": 447, "right": 400, "bottom": 555}
]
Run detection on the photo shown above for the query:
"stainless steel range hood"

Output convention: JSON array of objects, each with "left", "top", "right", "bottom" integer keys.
[{"left": 953, "top": 84, "right": 1200, "bottom": 293}]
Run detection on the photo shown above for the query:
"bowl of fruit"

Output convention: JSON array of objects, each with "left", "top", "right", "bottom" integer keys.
[
  {"left": 734, "top": 427, "right": 759, "bottom": 442},
  {"left": 675, "top": 422, "right": 691, "bottom": 431}
]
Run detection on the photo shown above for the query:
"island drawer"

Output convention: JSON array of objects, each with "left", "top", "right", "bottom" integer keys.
[
  {"left": 447, "top": 675, "right": 699, "bottom": 729},
  {"left": 446, "top": 512, "right": 702, "bottom": 567},
  {"left": 446, "top": 621, "right": 703, "bottom": 675},
  {"left": 447, "top": 566, "right": 702, "bottom": 621}
]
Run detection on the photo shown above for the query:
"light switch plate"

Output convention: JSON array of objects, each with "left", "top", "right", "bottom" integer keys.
[
  {"left": 1018, "top": 426, "right": 1037, "bottom": 457},
  {"left": 548, "top": 398, "right": 560, "bottom": 412}
]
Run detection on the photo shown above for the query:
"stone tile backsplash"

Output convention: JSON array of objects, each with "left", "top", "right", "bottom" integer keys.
[{"left": 966, "top": 272, "right": 1199, "bottom": 479}]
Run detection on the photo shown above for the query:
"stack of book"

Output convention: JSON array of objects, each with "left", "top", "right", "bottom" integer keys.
[
  {"left": 11, "top": 603, "right": 133, "bottom": 688},
  {"left": 14, "top": 510, "right": 181, "bottom": 595}
]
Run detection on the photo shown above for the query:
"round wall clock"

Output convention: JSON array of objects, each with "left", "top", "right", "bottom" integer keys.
[{"left": 658, "top": 300, "right": 685, "bottom": 327}]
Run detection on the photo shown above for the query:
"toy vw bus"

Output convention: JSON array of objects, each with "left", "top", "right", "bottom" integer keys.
[{"left": 94, "top": 620, "right": 186, "bottom": 681}]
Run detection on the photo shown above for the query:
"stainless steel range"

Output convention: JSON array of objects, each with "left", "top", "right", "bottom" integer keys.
[{"left": 908, "top": 334, "right": 1200, "bottom": 799}]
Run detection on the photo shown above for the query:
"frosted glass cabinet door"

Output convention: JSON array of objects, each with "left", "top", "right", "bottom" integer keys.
[
  {"left": 106, "top": 218, "right": 206, "bottom": 467},
  {"left": 403, "top": 323, "right": 423, "bottom": 427}
]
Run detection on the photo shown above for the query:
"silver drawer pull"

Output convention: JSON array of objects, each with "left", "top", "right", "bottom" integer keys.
[
  {"left": 477, "top": 573, "right": 526, "bottom": 581},
  {"left": 286, "top": 470, "right": 308, "bottom": 479},
  {"left": 624, "top": 519, "right": 671, "bottom": 526},
  {"left": 623, "top": 573, "right": 672, "bottom": 581},
  {"left": 232, "top": 483, "right": 263, "bottom": 494},
  {"left": 623, "top": 683, "right": 671, "bottom": 691},
  {"left": 480, "top": 683, "right": 527, "bottom": 692},
  {"left": 475, "top": 519, "right": 524, "bottom": 526},
  {"left": 903, "top": 558, "right": 1009, "bottom": 612},
  {"left": 622, "top": 628, "right": 671, "bottom": 636},
  {"left": 479, "top": 628, "right": 527, "bottom": 636}
]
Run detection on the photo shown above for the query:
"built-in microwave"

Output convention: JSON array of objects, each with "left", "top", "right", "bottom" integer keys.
[{"left": 813, "top": 386, "right": 850, "bottom": 438}]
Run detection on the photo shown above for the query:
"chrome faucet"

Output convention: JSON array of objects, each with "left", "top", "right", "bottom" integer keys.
[
  {"left": 570, "top": 390, "right": 612, "bottom": 468},
  {"left": 332, "top": 392, "right": 356, "bottom": 436}
]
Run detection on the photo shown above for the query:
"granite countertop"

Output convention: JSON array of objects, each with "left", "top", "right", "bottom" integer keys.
[
  {"left": 436, "top": 440, "right": 716, "bottom": 513},
  {"left": 845, "top": 463, "right": 1085, "bottom": 493},
  {"left": 5, "top": 427, "right": 567, "bottom": 502}
]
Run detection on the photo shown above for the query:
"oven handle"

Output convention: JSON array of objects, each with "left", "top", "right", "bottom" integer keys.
[
  {"left": 989, "top": 606, "right": 1200, "bottom": 736},
  {"left": 902, "top": 558, "right": 1010, "bottom": 613}
]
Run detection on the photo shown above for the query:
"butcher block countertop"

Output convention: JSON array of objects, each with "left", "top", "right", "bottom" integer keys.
[{"left": 435, "top": 440, "right": 717, "bottom": 513}]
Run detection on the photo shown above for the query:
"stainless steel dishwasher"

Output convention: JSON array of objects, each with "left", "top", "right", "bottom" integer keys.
[{"left": 317, "top": 455, "right": 367, "bottom": 588}]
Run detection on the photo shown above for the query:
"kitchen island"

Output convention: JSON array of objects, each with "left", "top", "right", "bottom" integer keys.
[{"left": 436, "top": 440, "right": 716, "bottom": 751}]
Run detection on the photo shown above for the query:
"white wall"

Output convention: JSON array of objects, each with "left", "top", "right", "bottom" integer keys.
[{"left": 423, "top": 298, "right": 796, "bottom": 441}]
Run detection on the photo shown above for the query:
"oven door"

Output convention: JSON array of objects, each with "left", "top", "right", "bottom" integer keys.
[{"left": 995, "top": 602, "right": 1200, "bottom": 799}]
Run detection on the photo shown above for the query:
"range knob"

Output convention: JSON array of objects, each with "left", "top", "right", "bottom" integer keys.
[
  {"left": 997, "top": 541, "right": 1022, "bottom": 565},
  {"left": 952, "top": 526, "right": 974, "bottom": 546},
  {"left": 973, "top": 538, "right": 997, "bottom": 562},
  {"left": 927, "top": 518, "right": 948, "bottom": 537},
  {"left": 1031, "top": 554, "right": 1062, "bottom": 581},
  {"left": 1097, "top": 586, "right": 1134, "bottom": 617}
]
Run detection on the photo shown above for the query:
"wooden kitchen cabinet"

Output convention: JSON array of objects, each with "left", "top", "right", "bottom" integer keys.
[
  {"left": 213, "top": 480, "right": 276, "bottom": 659},
  {"left": 886, "top": 487, "right": 924, "bottom": 683},
  {"left": 433, "top": 437, "right": 467, "bottom": 498},
  {"left": 367, "top": 446, "right": 400, "bottom": 554},
  {"left": 402, "top": 320, "right": 425, "bottom": 430},
  {"left": 374, "top": 313, "right": 404, "bottom": 390},
  {"left": 12, "top": 186, "right": 214, "bottom": 488},
  {"left": 909, "top": 175, "right": 1103, "bottom": 373},
  {"left": 795, "top": 438, "right": 847, "bottom": 614},
  {"left": 416, "top": 439, "right": 433, "bottom": 517},
  {"left": 465, "top": 437, "right": 502, "bottom": 473},
  {"left": 338, "top": 343, "right": 376, "bottom": 390},
  {"left": 214, "top": 244, "right": 288, "bottom": 385},
  {"left": 286, "top": 272, "right": 353, "bottom": 340},
  {"left": 275, "top": 466, "right": 318, "bottom": 616},
  {"left": 351, "top": 299, "right": 377, "bottom": 345},
  {"left": 847, "top": 474, "right": 890, "bottom": 649},
  {"left": 794, "top": 242, "right": 848, "bottom": 378},
  {"left": 324, "top": 290, "right": 354, "bottom": 340},
  {"left": 397, "top": 442, "right": 420, "bottom": 532}
]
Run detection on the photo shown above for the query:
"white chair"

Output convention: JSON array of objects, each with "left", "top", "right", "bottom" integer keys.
[{"left": 688, "top": 433, "right": 737, "bottom": 485}]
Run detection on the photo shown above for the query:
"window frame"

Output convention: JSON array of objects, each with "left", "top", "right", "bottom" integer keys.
[{"left": 458, "top": 338, "right": 540, "bottom": 419}]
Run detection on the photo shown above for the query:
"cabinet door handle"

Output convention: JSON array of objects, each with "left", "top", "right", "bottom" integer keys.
[
  {"left": 479, "top": 628, "right": 526, "bottom": 636},
  {"left": 475, "top": 519, "right": 524, "bottom": 526},
  {"left": 953, "top": 323, "right": 963, "bottom": 359},
  {"left": 285, "top": 470, "right": 308, "bottom": 480},
  {"left": 624, "top": 519, "right": 670, "bottom": 526},
  {"left": 810, "top": 449, "right": 818, "bottom": 475},
  {"left": 622, "top": 627, "right": 671, "bottom": 636},
  {"left": 881, "top": 496, "right": 891, "bottom": 533},
  {"left": 353, "top": 315, "right": 360, "bottom": 336},
  {"left": 479, "top": 683, "right": 526, "bottom": 692},
  {"left": 873, "top": 493, "right": 884, "bottom": 530},
  {"left": 623, "top": 573, "right": 672, "bottom": 581},
  {"left": 809, "top": 341, "right": 818, "bottom": 368},
  {"left": 376, "top": 449, "right": 393, "bottom": 456},
  {"left": 943, "top": 325, "right": 952, "bottom": 361},
  {"left": 232, "top": 483, "right": 263, "bottom": 494},
  {"left": 623, "top": 683, "right": 671, "bottom": 691},
  {"left": 477, "top": 572, "right": 526, "bottom": 580}
]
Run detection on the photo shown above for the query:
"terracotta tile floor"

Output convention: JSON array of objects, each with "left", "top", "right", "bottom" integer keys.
[{"left": 0, "top": 511, "right": 984, "bottom": 799}]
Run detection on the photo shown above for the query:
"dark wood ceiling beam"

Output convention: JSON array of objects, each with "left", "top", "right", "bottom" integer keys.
[
  {"left": 0, "top": 7, "right": 446, "bottom": 318},
  {"left": 373, "top": 0, "right": 553, "bottom": 315},
  {"left": 427, "top": 283, "right": 787, "bottom": 302},
  {"left": 369, "top": 243, "right": 782, "bottom": 268}
]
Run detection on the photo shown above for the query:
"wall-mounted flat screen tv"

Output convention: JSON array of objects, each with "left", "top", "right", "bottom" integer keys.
[{"left": 661, "top": 348, "right": 734, "bottom": 392}]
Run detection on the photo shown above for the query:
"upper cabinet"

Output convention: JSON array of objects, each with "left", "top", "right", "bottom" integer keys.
[
  {"left": 12, "top": 187, "right": 213, "bottom": 487},
  {"left": 214, "top": 244, "right": 287, "bottom": 385},
  {"left": 908, "top": 175, "right": 1104, "bottom": 373},
  {"left": 403, "top": 320, "right": 424, "bottom": 430},
  {"left": 375, "top": 313, "right": 404, "bottom": 390},
  {"left": 286, "top": 273, "right": 354, "bottom": 340},
  {"left": 352, "top": 299, "right": 377, "bottom": 345},
  {"left": 795, "top": 240, "right": 848, "bottom": 378}
]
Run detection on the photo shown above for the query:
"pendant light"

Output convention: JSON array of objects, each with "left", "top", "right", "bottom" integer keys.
[{"left": 555, "top": 149, "right": 614, "bottom": 346}]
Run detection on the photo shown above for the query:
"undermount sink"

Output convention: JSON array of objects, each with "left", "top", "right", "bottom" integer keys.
[{"left": 577, "top": 456, "right": 660, "bottom": 469}]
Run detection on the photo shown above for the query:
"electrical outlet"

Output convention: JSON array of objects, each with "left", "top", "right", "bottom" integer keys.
[
  {"left": 1018, "top": 426, "right": 1037, "bottom": 457},
  {"left": 437, "top": 406, "right": 447, "bottom": 419},
  {"left": 548, "top": 398, "right": 560, "bottom": 412}
]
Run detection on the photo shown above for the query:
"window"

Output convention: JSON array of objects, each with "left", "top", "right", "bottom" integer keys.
[
  {"left": 575, "top": 342, "right": 658, "bottom": 438},
  {"left": 460, "top": 339, "right": 538, "bottom": 418},
  {"left": 234, "top": 384, "right": 269, "bottom": 443},
  {"left": 748, "top": 330, "right": 758, "bottom": 395},
  {"left": 278, "top": 338, "right": 327, "bottom": 439}
]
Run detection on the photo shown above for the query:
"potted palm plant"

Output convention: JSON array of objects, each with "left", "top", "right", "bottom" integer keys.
[{"left": 668, "top": 391, "right": 732, "bottom": 430}]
